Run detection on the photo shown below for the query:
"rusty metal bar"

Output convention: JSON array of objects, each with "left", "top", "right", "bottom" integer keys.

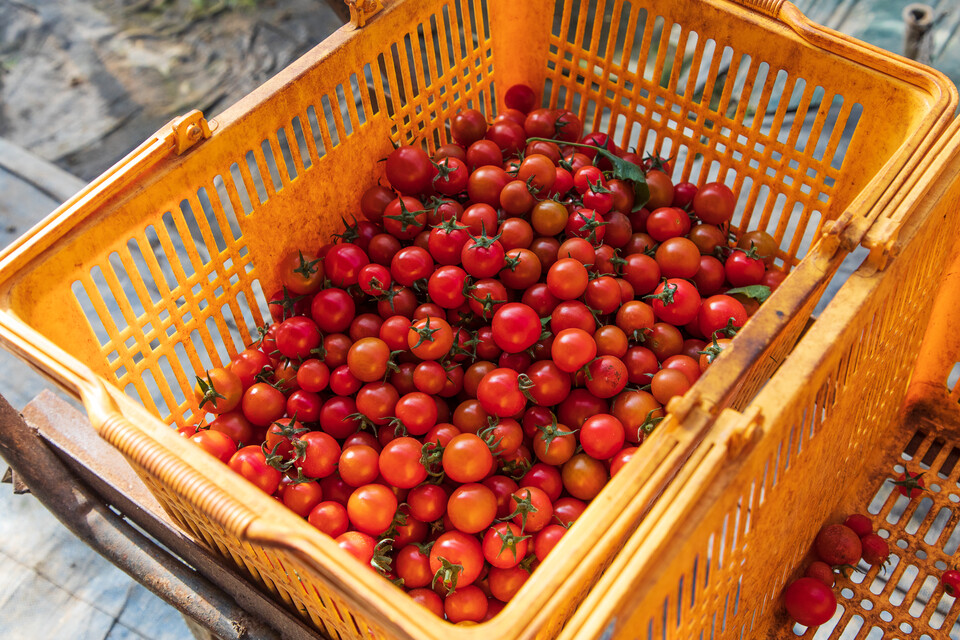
[
  {"left": 0, "top": 392, "right": 280, "bottom": 640},
  {"left": 19, "top": 390, "right": 325, "bottom": 640}
]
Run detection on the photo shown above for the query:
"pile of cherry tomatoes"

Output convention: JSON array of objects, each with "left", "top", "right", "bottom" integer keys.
[{"left": 182, "top": 83, "right": 785, "bottom": 623}]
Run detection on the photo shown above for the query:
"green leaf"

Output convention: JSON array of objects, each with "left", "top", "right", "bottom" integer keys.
[
  {"left": 527, "top": 136, "right": 649, "bottom": 207},
  {"left": 725, "top": 285, "right": 772, "bottom": 303}
]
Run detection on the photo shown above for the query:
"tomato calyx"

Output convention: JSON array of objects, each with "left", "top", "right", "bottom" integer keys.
[
  {"left": 195, "top": 372, "right": 227, "bottom": 409},
  {"left": 517, "top": 373, "right": 537, "bottom": 403},
  {"left": 893, "top": 470, "right": 926, "bottom": 494},
  {"left": 518, "top": 553, "right": 537, "bottom": 572},
  {"left": 699, "top": 336, "right": 726, "bottom": 365},
  {"left": 524, "top": 174, "right": 545, "bottom": 199},
  {"left": 496, "top": 527, "right": 532, "bottom": 558},
  {"left": 503, "top": 252, "right": 522, "bottom": 272},
  {"left": 448, "top": 331, "right": 478, "bottom": 361},
  {"left": 539, "top": 317, "right": 553, "bottom": 342},
  {"left": 269, "top": 287, "right": 307, "bottom": 321},
  {"left": 572, "top": 208, "right": 609, "bottom": 245},
  {"left": 410, "top": 317, "right": 441, "bottom": 349},
  {"left": 377, "top": 286, "right": 405, "bottom": 312},
  {"left": 260, "top": 441, "right": 290, "bottom": 472},
  {"left": 420, "top": 441, "right": 446, "bottom": 481},
  {"left": 467, "top": 289, "right": 506, "bottom": 320},
  {"left": 586, "top": 176, "right": 611, "bottom": 195},
  {"left": 503, "top": 493, "right": 539, "bottom": 533},
  {"left": 479, "top": 418, "right": 508, "bottom": 457},
  {"left": 584, "top": 305, "right": 604, "bottom": 328},
  {"left": 832, "top": 563, "right": 862, "bottom": 580},
  {"left": 432, "top": 556, "right": 464, "bottom": 594},
  {"left": 286, "top": 465, "right": 320, "bottom": 485},
  {"left": 333, "top": 215, "right": 361, "bottom": 244},
  {"left": 579, "top": 358, "right": 598, "bottom": 382},
  {"left": 711, "top": 318, "right": 741, "bottom": 340},
  {"left": 383, "top": 197, "right": 426, "bottom": 234},
  {"left": 608, "top": 253, "right": 627, "bottom": 275},
  {"left": 643, "top": 279, "right": 678, "bottom": 306},
  {"left": 500, "top": 455, "right": 532, "bottom": 481},
  {"left": 413, "top": 540, "right": 436, "bottom": 556},
  {"left": 537, "top": 414, "right": 577, "bottom": 454},
  {"left": 371, "top": 538, "right": 396, "bottom": 577},
  {"left": 251, "top": 324, "right": 272, "bottom": 349},
  {"left": 638, "top": 409, "right": 664, "bottom": 437},
  {"left": 431, "top": 211, "right": 470, "bottom": 233},
  {"left": 642, "top": 153, "right": 673, "bottom": 173},
  {"left": 731, "top": 244, "right": 763, "bottom": 261},
  {"left": 383, "top": 349, "right": 407, "bottom": 379},
  {"left": 466, "top": 224, "right": 503, "bottom": 251},
  {"left": 388, "top": 416, "right": 410, "bottom": 438},
  {"left": 253, "top": 367, "right": 281, "bottom": 386},
  {"left": 431, "top": 158, "right": 458, "bottom": 185},
  {"left": 383, "top": 509, "right": 409, "bottom": 539},
  {"left": 346, "top": 412, "right": 380, "bottom": 433},
  {"left": 291, "top": 250, "right": 322, "bottom": 280}
]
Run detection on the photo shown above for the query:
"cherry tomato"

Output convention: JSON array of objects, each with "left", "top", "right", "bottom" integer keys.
[
  {"left": 534, "top": 524, "right": 567, "bottom": 561},
  {"left": 647, "top": 278, "right": 702, "bottom": 326},
  {"left": 443, "top": 433, "right": 495, "bottom": 483},
  {"left": 693, "top": 182, "right": 736, "bottom": 225},
  {"left": 646, "top": 207, "right": 691, "bottom": 242},
  {"left": 295, "top": 431, "right": 340, "bottom": 478},
  {"left": 336, "top": 531, "right": 376, "bottom": 564},
  {"left": 228, "top": 446, "right": 281, "bottom": 494},
  {"left": 308, "top": 501, "right": 349, "bottom": 537},
  {"left": 482, "top": 522, "right": 529, "bottom": 569},
  {"left": 447, "top": 483, "right": 498, "bottom": 534},
  {"left": 407, "top": 483, "right": 448, "bottom": 522},
  {"left": 385, "top": 145, "right": 434, "bottom": 195},
  {"left": 698, "top": 295, "right": 748, "bottom": 339},
  {"left": 280, "top": 480, "right": 324, "bottom": 517},
  {"left": 378, "top": 437, "right": 428, "bottom": 488},
  {"left": 347, "top": 483, "right": 398, "bottom": 536},
  {"left": 407, "top": 317, "right": 454, "bottom": 361},
  {"left": 561, "top": 453, "right": 607, "bottom": 500},
  {"left": 477, "top": 368, "right": 528, "bottom": 417},
  {"left": 194, "top": 367, "right": 242, "bottom": 415},
  {"left": 941, "top": 569, "right": 960, "bottom": 596},
  {"left": 430, "top": 531, "right": 484, "bottom": 591},
  {"left": 278, "top": 249, "right": 324, "bottom": 295},
  {"left": 725, "top": 249, "right": 766, "bottom": 287},
  {"left": 492, "top": 303, "right": 542, "bottom": 353},
  {"left": 547, "top": 258, "right": 589, "bottom": 300},
  {"left": 894, "top": 470, "right": 926, "bottom": 499},
  {"left": 452, "top": 109, "right": 488, "bottom": 146},
  {"left": 190, "top": 430, "right": 236, "bottom": 463},
  {"left": 580, "top": 414, "right": 626, "bottom": 460},
  {"left": 783, "top": 578, "right": 837, "bottom": 627}
]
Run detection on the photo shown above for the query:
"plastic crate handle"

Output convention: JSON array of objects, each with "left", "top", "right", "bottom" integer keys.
[
  {"left": 79, "top": 378, "right": 258, "bottom": 540},
  {"left": 726, "top": 0, "right": 784, "bottom": 18}
]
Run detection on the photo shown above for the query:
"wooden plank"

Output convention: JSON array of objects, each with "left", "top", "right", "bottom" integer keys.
[{"left": 0, "top": 137, "right": 86, "bottom": 204}]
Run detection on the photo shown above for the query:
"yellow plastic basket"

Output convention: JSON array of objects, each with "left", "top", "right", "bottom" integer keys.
[
  {"left": 560, "top": 116, "right": 960, "bottom": 639},
  {"left": 0, "top": 1, "right": 954, "bottom": 638}
]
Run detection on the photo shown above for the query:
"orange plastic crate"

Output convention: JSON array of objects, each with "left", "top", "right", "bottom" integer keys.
[
  {"left": 0, "top": 1, "right": 954, "bottom": 638},
  {"left": 561, "top": 116, "right": 960, "bottom": 639}
]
